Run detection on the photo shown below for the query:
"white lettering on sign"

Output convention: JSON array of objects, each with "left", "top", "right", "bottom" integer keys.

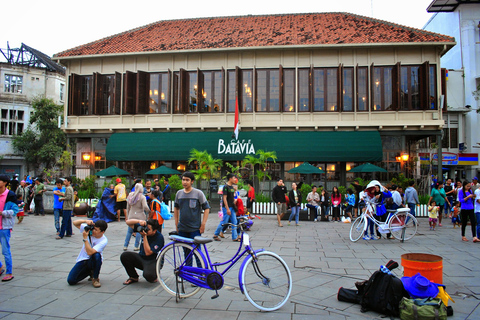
[{"left": 218, "top": 139, "right": 255, "bottom": 155}]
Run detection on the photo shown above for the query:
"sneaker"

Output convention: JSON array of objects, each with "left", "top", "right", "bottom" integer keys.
[
  {"left": 370, "top": 235, "right": 378, "bottom": 240},
  {"left": 314, "top": 218, "right": 317, "bottom": 222},
  {"left": 134, "top": 247, "right": 140, "bottom": 251},
  {"left": 123, "top": 246, "right": 128, "bottom": 251},
  {"left": 296, "top": 224, "right": 300, "bottom": 226},
  {"left": 92, "top": 278, "right": 101, "bottom": 288},
  {"left": 363, "top": 235, "right": 370, "bottom": 240},
  {"left": 439, "top": 223, "right": 442, "bottom": 227},
  {"left": 430, "top": 226, "right": 432, "bottom": 230}
]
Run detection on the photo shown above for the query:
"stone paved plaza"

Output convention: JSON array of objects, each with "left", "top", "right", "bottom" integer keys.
[{"left": 0, "top": 212, "right": 479, "bottom": 319}]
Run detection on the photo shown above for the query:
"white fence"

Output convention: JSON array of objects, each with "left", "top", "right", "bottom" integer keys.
[{"left": 79, "top": 199, "right": 431, "bottom": 218}]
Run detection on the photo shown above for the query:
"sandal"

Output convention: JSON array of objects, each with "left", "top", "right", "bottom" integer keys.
[
  {"left": 213, "top": 235, "right": 221, "bottom": 241},
  {"left": 462, "top": 237, "right": 469, "bottom": 242},
  {"left": 2, "top": 275, "right": 14, "bottom": 282},
  {"left": 0, "top": 269, "right": 4, "bottom": 277},
  {"left": 219, "top": 232, "right": 225, "bottom": 238},
  {"left": 232, "top": 238, "right": 241, "bottom": 242},
  {"left": 473, "top": 237, "right": 480, "bottom": 243},
  {"left": 123, "top": 277, "right": 138, "bottom": 285}
]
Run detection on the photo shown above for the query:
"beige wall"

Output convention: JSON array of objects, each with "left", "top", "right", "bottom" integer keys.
[{"left": 60, "top": 45, "right": 445, "bottom": 134}]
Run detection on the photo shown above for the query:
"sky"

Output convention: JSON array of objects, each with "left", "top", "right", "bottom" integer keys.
[{"left": 0, "top": 0, "right": 437, "bottom": 58}]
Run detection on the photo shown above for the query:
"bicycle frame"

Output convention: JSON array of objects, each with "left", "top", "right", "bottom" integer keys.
[{"left": 159, "top": 228, "right": 263, "bottom": 292}]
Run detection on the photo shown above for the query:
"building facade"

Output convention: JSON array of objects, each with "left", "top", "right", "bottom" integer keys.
[
  {"left": 424, "top": 1, "right": 480, "bottom": 180},
  {"left": 54, "top": 13, "right": 455, "bottom": 190},
  {"left": 0, "top": 43, "right": 66, "bottom": 177}
]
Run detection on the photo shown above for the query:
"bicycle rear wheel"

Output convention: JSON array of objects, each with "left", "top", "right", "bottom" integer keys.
[
  {"left": 350, "top": 216, "right": 365, "bottom": 242},
  {"left": 389, "top": 212, "right": 417, "bottom": 241},
  {"left": 156, "top": 242, "right": 205, "bottom": 298},
  {"left": 240, "top": 251, "right": 292, "bottom": 311}
]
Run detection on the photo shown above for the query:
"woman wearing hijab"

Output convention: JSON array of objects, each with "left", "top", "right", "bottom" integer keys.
[{"left": 124, "top": 183, "right": 150, "bottom": 251}]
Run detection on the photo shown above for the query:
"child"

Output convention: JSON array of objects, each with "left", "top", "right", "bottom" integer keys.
[
  {"left": 452, "top": 201, "right": 461, "bottom": 228},
  {"left": 428, "top": 201, "right": 439, "bottom": 231},
  {"left": 16, "top": 194, "right": 25, "bottom": 224}
]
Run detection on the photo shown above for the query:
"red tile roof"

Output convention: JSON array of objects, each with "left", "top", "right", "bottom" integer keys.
[{"left": 54, "top": 13, "right": 455, "bottom": 58}]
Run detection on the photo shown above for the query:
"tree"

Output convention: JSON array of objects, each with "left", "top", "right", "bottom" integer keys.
[
  {"left": 12, "top": 97, "right": 66, "bottom": 175},
  {"left": 188, "top": 149, "right": 223, "bottom": 198}
]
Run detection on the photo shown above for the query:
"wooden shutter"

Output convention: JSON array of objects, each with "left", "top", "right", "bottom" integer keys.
[
  {"left": 370, "top": 63, "right": 375, "bottom": 111},
  {"left": 338, "top": 64, "right": 344, "bottom": 112},
  {"left": 197, "top": 68, "right": 204, "bottom": 112},
  {"left": 235, "top": 66, "right": 241, "bottom": 112},
  {"left": 392, "top": 62, "right": 401, "bottom": 110},
  {"left": 124, "top": 71, "right": 136, "bottom": 114},
  {"left": 279, "top": 64, "right": 284, "bottom": 112},
  {"left": 136, "top": 71, "right": 149, "bottom": 114},
  {"left": 94, "top": 72, "right": 103, "bottom": 115},
  {"left": 178, "top": 69, "right": 187, "bottom": 113},
  {"left": 167, "top": 69, "right": 172, "bottom": 114},
  {"left": 113, "top": 72, "right": 121, "bottom": 115},
  {"left": 441, "top": 68, "right": 447, "bottom": 112},
  {"left": 68, "top": 73, "right": 81, "bottom": 116}
]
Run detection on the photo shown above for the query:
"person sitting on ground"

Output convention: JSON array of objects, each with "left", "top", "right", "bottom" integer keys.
[
  {"left": 67, "top": 219, "right": 108, "bottom": 288},
  {"left": 120, "top": 219, "right": 164, "bottom": 284}
]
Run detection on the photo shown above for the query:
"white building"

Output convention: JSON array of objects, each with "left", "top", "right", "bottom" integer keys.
[
  {"left": 424, "top": 0, "right": 480, "bottom": 180},
  {"left": 0, "top": 43, "right": 66, "bottom": 178}
]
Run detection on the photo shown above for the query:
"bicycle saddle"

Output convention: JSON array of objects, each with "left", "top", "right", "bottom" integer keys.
[{"left": 194, "top": 236, "right": 213, "bottom": 244}]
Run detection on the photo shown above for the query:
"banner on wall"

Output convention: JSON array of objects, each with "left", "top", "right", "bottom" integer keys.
[{"left": 419, "top": 152, "right": 478, "bottom": 166}]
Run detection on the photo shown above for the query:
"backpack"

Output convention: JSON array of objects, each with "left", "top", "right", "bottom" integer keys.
[
  {"left": 358, "top": 267, "right": 408, "bottom": 316},
  {"left": 160, "top": 202, "right": 172, "bottom": 220}
]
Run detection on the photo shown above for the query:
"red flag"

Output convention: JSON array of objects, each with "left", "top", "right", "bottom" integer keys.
[{"left": 234, "top": 95, "right": 239, "bottom": 140}]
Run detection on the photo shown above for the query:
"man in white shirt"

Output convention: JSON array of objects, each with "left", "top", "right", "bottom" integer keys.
[{"left": 67, "top": 219, "right": 108, "bottom": 288}]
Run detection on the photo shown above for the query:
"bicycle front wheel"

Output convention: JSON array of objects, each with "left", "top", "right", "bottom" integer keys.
[
  {"left": 389, "top": 212, "right": 418, "bottom": 241},
  {"left": 156, "top": 242, "right": 205, "bottom": 298},
  {"left": 350, "top": 216, "right": 365, "bottom": 242},
  {"left": 240, "top": 251, "right": 292, "bottom": 311}
]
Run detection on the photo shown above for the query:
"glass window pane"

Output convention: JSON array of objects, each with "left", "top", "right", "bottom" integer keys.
[
  {"left": 242, "top": 70, "right": 253, "bottom": 112},
  {"left": 410, "top": 66, "right": 420, "bottom": 110},
  {"left": 256, "top": 70, "right": 267, "bottom": 112},
  {"left": 188, "top": 72, "right": 197, "bottom": 113},
  {"left": 357, "top": 67, "right": 368, "bottom": 111},
  {"left": 160, "top": 73, "right": 169, "bottom": 113},
  {"left": 283, "top": 69, "right": 295, "bottom": 112},
  {"left": 227, "top": 70, "right": 235, "bottom": 113},
  {"left": 326, "top": 68, "right": 337, "bottom": 111},
  {"left": 313, "top": 69, "right": 325, "bottom": 111},
  {"left": 298, "top": 69, "right": 309, "bottom": 112},
  {"left": 269, "top": 70, "right": 279, "bottom": 112},
  {"left": 384, "top": 68, "right": 393, "bottom": 110},
  {"left": 373, "top": 68, "right": 382, "bottom": 111},
  {"left": 149, "top": 74, "right": 160, "bottom": 113},
  {"left": 429, "top": 66, "right": 436, "bottom": 110},
  {"left": 400, "top": 67, "right": 408, "bottom": 110},
  {"left": 213, "top": 71, "right": 223, "bottom": 112},
  {"left": 343, "top": 68, "right": 353, "bottom": 111},
  {"left": 203, "top": 72, "right": 212, "bottom": 112}
]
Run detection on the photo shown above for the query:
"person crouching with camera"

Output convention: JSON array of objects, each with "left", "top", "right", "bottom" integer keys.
[
  {"left": 120, "top": 219, "right": 164, "bottom": 285},
  {"left": 67, "top": 219, "right": 108, "bottom": 288}
]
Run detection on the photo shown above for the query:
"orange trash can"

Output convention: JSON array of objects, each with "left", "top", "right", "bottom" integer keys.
[{"left": 401, "top": 253, "right": 443, "bottom": 284}]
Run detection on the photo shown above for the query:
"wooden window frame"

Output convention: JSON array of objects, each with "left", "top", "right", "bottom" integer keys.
[{"left": 356, "top": 65, "right": 369, "bottom": 112}]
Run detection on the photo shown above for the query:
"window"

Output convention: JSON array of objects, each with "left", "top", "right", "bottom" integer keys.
[
  {"left": 4, "top": 75, "right": 23, "bottom": 93},
  {"left": 80, "top": 75, "right": 93, "bottom": 115},
  {"left": 298, "top": 68, "right": 310, "bottom": 112},
  {"left": 256, "top": 69, "right": 279, "bottom": 112},
  {"left": 400, "top": 66, "right": 420, "bottom": 110},
  {"left": 200, "top": 70, "right": 223, "bottom": 113},
  {"left": 0, "top": 108, "right": 25, "bottom": 135},
  {"left": 187, "top": 71, "right": 198, "bottom": 113},
  {"left": 227, "top": 70, "right": 236, "bottom": 113},
  {"left": 429, "top": 65, "right": 437, "bottom": 110},
  {"left": 343, "top": 67, "right": 354, "bottom": 111},
  {"left": 282, "top": 68, "right": 295, "bottom": 112},
  {"left": 240, "top": 69, "right": 253, "bottom": 112},
  {"left": 149, "top": 72, "right": 170, "bottom": 114},
  {"left": 313, "top": 68, "right": 338, "bottom": 111},
  {"left": 372, "top": 66, "right": 394, "bottom": 111},
  {"left": 60, "top": 83, "right": 65, "bottom": 101},
  {"left": 357, "top": 67, "right": 368, "bottom": 111},
  {"left": 449, "top": 128, "right": 458, "bottom": 149}
]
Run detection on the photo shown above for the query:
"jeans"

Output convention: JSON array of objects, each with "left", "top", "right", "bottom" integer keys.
[
  {"left": 124, "top": 226, "right": 141, "bottom": 248},
  {"left": 306, "top": 204, "right": 318, "bottom": 219},
  {"left": 476, "top": 212, "right": 480, "bottom": 239},
  {"left": 289, "top": 205, "right": 300, "bottom": 224},
  {"left": 67, "top": 252, "right": 102, "bottom": 284},
  {"left": 408, "top": 203, "right": 416, "bottom": 217},
  {"left": 215, "top": 207, "right": 237, "bottom": 240},
  {"left": 120, "top": 251, "right": 157, "bottom": 282},
  {"left": 53, "top": 208, "right": 63, "bottom": 233},
  {"left": 0, "top": 229, "right": 12, "bottom": 274},
  {"left": 59, "top": 210, "right": 73, "bottom": 238}
]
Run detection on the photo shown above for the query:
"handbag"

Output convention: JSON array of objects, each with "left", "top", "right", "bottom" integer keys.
[{"left": 399, "top": 297, "right": 447, "bottom": 320}]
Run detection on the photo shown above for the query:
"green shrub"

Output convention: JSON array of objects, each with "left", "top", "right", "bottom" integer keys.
[
  {"left": 255, "top": 193, "right": 271, "bottom": 203},
  {"left": 299, "top": 183, "right": 312, "bottom": 203},
  {"left": 419, "top": 194, "right": 430, "bottom": 205}
]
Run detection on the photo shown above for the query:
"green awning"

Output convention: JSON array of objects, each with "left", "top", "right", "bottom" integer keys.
[{"left": 106, "top": 131, "right": 382, "bottom": 162}]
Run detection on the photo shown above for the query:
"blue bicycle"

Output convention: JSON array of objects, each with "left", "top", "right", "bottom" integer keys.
[{"left": 156, "top": 222, "right": 292, "bottom": 311}]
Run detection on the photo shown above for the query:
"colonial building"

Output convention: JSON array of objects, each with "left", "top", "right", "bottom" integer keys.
[
  {"left": 53, "top": 13, "right": 455, "bottom": 190},
  {"left": 1, "top": 43, "right": 66, "bottom": 177}
]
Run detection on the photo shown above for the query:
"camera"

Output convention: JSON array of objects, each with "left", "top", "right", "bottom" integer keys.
[
  {"left": 84, "top": 225, "right": 95, "bottom": 232},
  {"left": 135, "top": 224, "right": 148, "bottom": 233}
]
